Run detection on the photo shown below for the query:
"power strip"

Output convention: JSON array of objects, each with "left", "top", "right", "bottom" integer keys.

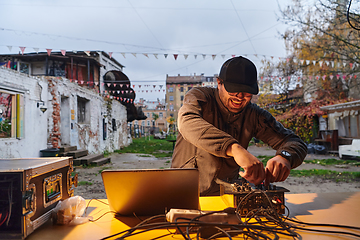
[{"left": 166, "top": 208, "right": 240, "bottom": 224}]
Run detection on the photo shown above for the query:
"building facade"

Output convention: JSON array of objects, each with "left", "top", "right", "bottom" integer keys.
[
  {"left": 0, "top": 52, "right": 131, "bottom": 158},
  {"left": 165, "top": 73, "right": 217, "bottom": 125}
]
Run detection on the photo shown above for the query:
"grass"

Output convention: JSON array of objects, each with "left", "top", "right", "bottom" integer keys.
[
  {"left": 115, "top": 136, "right": 174, "bottom": 158},
  {"left": 304, "top": 158, "right": 360, "bottom": 166},
  {"left": 78, "top": 181, "right": 93, "bottom": 186},
  {"left": 290, "top": 169, "right": 360, "bottom": 182}
]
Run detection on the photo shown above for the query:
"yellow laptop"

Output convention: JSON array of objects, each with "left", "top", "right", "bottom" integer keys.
[{"left": 101, "top": 168, "right": 200, "bottom": 216}]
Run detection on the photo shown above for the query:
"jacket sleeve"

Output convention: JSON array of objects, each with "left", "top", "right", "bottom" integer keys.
[
  {"left": 252, "top": 106, "right": 307, "bottom": 169},
  {"left": 178, "top": 88, "right": 237, "bottom": 158}
]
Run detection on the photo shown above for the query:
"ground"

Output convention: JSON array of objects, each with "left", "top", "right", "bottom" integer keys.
[{"left": 73, "top": 145, "right": 360, "bottom": 200}]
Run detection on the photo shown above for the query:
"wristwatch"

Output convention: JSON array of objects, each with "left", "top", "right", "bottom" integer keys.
[{"left": 279, "top": 150, "right": 292, "bottom": 161}]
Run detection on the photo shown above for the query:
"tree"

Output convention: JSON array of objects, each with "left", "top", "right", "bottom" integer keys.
[{"left": 278, "top": 0, "right": 360, "bottom": 100}]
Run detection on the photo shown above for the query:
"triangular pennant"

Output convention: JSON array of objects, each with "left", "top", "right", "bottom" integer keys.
[
  {"left": 121, "top": 53, "right": 126, "bottom": 58},
  {"left": 19, "top": 47, "right": 26, "bottom": 55},
  {"left": 184, "top": 54, "right": 188, "bottom": 60},
  {"left": 143, "top": 53, "right": 149, "bottom": 58},
  {"left": 61, "top": 50, "right": 66, "bottom": 56},
  {"left": 306, "top": 60, "right": 310, "bottom": 65},
  {"left": 173, "top": 54, "right": 178, "bottom": 60},
  {"left": 46, "top": 49, "right": 52, "bottom": 56},
  {"left": 113, "top": 83, "right": 116, "bottom": 87},
  {"left": 7, "top": 46, "right": 12, "bottom": 52},
  {"left": 202, "top": 54, "right": 206, "bottom": 59},
  {"left": 84, "top": 51, "right": 90, "bottom": 56},
  {"left": 221, "top": 54, "right": 226, "bottom": 59},
  {"left": 319, "top": 61, "right": 323, "bottom": 67},
  {"left": 107, "top": 83, "right": 111, "bottom": 87},
  {"left": 34, "top": 48, "right": 39, "bottom": 53},
  {"left": 313, "top": 60, "right": 317, "bottom": 66},
  {"left": 300, "top": 59, "right": 304, "bottom": 65},
  {"left": 108, "top": 52, "right": 113, "bottom": 58},
  {"left": 164, "top": 54, "right": 168, "bottom": 58},
  {"left": 153, "top": 54, "right": 158, "bottom": 59},
  {"left": 212, "top": 55, "right": 216, "bottom": 60},
  {"left": 132, "top": 53, "right": 137, "bottom": 58},
  {"left": 194, "top": 55, "right": 197, "bottom": 59}
]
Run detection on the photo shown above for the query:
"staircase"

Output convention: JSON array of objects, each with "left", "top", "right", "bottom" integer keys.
[{"left": 59, "top": 145, "right": 111, "bottom": 166}]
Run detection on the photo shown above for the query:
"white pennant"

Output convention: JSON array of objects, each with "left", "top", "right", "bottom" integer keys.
[
  {"left": 184, "top": 54, "right": 188, "bottom": 60},
  {"left": 34, "top": 48, "right": 39, "bottom": 53},
  {"left": 121, "top": 53, "right": 126, "bottom": 58},
  {"left": 7, "top": 46, "right": 12, "bottom": 52},
  {"left": 132, "top": 53, "right": 137, "bottom": 58},
  {"left": 143, "top": 53, "right": 149, "bottom": 58},
  {"left": 221, "top": 54, "right": 226, "bottom": 59},
  {"left": 153, "top": 54, "right": 158, "bottom": 59}
]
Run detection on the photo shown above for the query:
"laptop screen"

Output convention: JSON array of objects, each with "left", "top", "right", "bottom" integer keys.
[{"left": 101, "top": 168, "right": 200, "bottom": 216}]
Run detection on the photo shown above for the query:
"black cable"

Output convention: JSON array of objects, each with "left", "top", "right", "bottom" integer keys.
[
  {"left": 283, "top": 217, "right": 360, "bottom": 230},
  {"left": 347, "top": 0, "right": 360, "bottom": 31},
  {"left": 89, "top": 211, "right": 116, "bottom": 222}
]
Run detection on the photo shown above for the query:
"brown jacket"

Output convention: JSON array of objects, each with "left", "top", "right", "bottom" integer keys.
[{"left": 171, "top": 87, "right": 307, "bottom": 196}]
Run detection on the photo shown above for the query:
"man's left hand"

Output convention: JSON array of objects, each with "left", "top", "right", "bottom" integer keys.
[{"left": 264, "top": 155, "right": 291, "bottom": 186}]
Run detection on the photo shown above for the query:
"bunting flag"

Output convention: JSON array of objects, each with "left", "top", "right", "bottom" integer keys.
[
  {"left": 121, "top": 53, "right": 126, "bottom": 58},
  {"left": 84, "top": 51, "right": 91, "bottom": 56},
  {"left": 173, "top": 54, "right": 178, "bottom": 60},
  {"left": 46, "top": 49, "right": 52, "bottom": 56},
  {"left": 34, "top": 48, "right": 39, "bottom": 53},
  {"left": 108, "top": 52, "right": 113, "bottom": 58},
  {"left": 7, "top": 46, "right": 12, "bottom": 52},
  {"left": 19, "top": 46, "right": 26, "bottom": 55},
  {"left": 61, "top": 50, "right": 66, "bottom": 56}
]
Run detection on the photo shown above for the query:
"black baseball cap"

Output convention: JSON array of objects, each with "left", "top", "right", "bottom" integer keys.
[{"left": 218, "top": 56, "right": 259, "bottom": 95}]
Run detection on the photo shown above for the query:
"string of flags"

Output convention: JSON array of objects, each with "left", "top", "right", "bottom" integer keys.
[{"left": 4, "top": 45, "right": 359, "bottom": 68}]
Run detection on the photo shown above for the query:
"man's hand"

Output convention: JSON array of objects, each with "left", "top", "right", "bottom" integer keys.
[
  {"left": 264, "top": 155, "right": 291, "bottom": 186},
  {"left": 226, "top": 143, "right": 265, "bottom": 185}
]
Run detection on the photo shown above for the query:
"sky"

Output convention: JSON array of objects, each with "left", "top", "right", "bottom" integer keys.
[{"left": 0, "top": 0, "right": 299, "bottom": 101}]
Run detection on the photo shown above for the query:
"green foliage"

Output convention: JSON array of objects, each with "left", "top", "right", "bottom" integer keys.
[
  {"left": 115, "top": 136, "right": 174, "bottom": 158},
  {"left": 0, "top": 119, "right": 11, "bottom": 138}
]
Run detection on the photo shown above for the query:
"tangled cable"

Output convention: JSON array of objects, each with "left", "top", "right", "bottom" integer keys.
[{"left": 85, "top": 191, "right": 360, "bottom": 240}]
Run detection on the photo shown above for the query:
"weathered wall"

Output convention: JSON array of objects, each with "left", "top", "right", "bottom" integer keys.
[
  {"left": 0, "top": 67, "right": 48, "bottom": 158},
  {"left": 0, "top": 67, "right": 130, "bottom": 158},
  {"left": 47, "top": 77, "right": 131, "bottom": 154}
]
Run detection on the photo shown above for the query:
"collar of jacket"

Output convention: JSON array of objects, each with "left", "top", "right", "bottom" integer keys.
[{"left": 214, "top": 88, "right": 250, "bottom": 123}]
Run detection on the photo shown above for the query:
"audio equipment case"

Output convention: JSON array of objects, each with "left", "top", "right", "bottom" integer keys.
[{"left": 0, "top": 157, "right": 78, "bottom": 239}]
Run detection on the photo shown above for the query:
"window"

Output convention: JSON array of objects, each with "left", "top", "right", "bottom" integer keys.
[
  {"left": 20, "top": 62, "right": 30, "bottom": 74},
  {"left": 159, "top": 112, "right": 163, "bottom": 118},
  {"left": 169, "top": 96, "right": 174, "bottom": 101},
  {"left": 142, "top": 121, "right": 145, "bottom": 126},
  {"left": 180, "top": 96, "right": 184, "bottom": 101},
  {"left": 147, "top": 113, "right": 150, "bottom": 118},
  {"left": 77, "top": 97, "right": 90, "bottom": 124},
  {"left": 180, "top": 87, "right": 184, "bottom": 92},
  {"left": 147, "top": 120, "right": 150, "bottom": 126},
  {"left": 0, "top": 90, "right": 24, "bottom": 138},
  {"left": 170, "top": 113, "right": 174, "bottom": 117},
  {"left": 170, "top": 105, "right": 174, "bottom": 111},
  {"left": 169, "top": 87, "right": 174, "bottom": 93}
]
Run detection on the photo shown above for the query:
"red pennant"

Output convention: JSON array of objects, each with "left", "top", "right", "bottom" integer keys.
[
  {"left": 19, "top": 47, "right": 26, "bottom": 55},
  {"left": 109, "top": 52, "right": 113, "bottom": 58},
  {"left": 173, "top": 54, "right": 178, "bottom": 60},
  {"left": 61, "top": 50, "right": 66, "bottom": 56},
  {"left": 46, "top": 49, "right": 52, "bottom": 56}
]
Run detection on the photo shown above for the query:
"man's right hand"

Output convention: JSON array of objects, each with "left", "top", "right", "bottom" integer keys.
[{"left": 226, "top": 143, "right": 265, "bottom": 185}]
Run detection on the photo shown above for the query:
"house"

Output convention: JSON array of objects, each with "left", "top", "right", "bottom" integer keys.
[
  {"left": 0, "top": 51, "right": 136, "bottom": 158},
  {"left": 131, "top": 99, "right": 167, "bottom": 136},
  {"left": 320, "top": 100, "right": 360, "bottom": 145}
]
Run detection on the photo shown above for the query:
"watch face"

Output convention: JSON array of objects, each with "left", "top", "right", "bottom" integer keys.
[{"left": 281, "top": 150, "right": 291, "bottom": 157}]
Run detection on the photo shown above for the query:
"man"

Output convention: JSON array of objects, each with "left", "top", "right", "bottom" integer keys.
[{"left": 171, "top": 56, "right": 307, "bottom": 196}]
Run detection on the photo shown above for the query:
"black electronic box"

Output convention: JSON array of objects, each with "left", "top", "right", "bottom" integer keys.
[{"left": 0, "top": 157, "right": 78, "bottom": 239}]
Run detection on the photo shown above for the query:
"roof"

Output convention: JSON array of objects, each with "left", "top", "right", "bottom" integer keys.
[
  {"left": 320, "top": 100, "right": 360, "bottom": 111},
  {"left": 166, "top": 74, "right": 203, "bottom": 84},
  {"left": 0, "top": 51, "right": 124, "bottom": 68}
]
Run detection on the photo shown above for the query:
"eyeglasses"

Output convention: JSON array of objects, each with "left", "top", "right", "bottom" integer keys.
[{"left": 228, "top": 92, "right": 253, "bottom": 98}]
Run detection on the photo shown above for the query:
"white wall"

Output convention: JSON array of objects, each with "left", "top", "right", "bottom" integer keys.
[{"left": 0, "top": 67, "right": 48, "bottom": 158}]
